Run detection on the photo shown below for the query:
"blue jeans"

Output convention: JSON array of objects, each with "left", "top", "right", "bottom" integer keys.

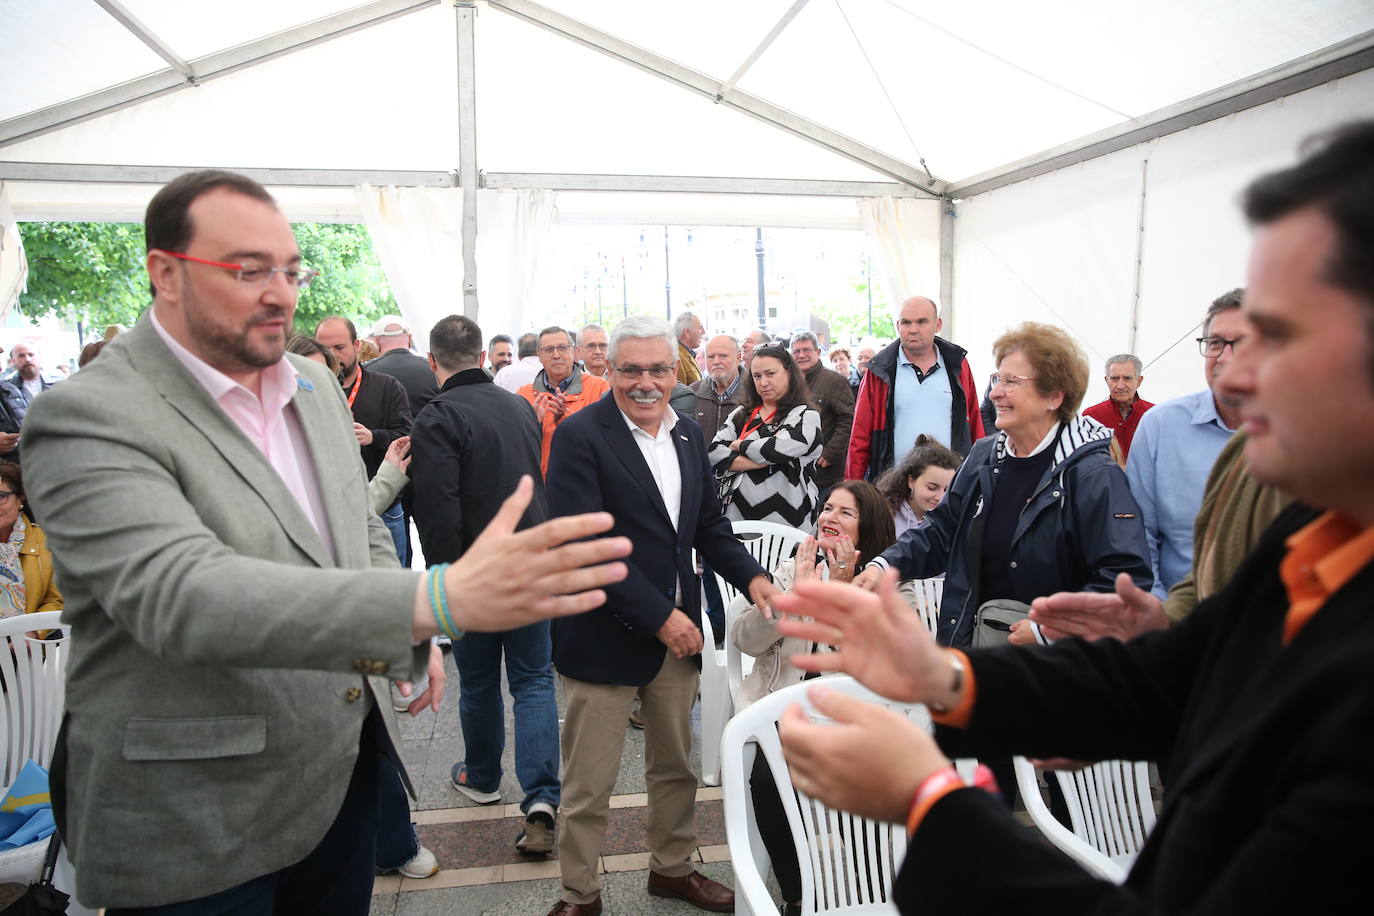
[
  {"left": 375, "top": 753, "right": 418, "bottom": 871},
  {"left": 453, "top": 620, "right": 560, "bottom": 812},
  {"left": 381, "top": 498, "right": 407, "bottom": 565}
]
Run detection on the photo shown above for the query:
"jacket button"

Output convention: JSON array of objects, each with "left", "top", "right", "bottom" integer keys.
[
  {"left": 1009, "top": 561, "right": 1018, "bottom": 569},
  {"left": 1052, "top": 490, "right": 1061, "bottom": 498},
  {"left": 344, "top": 687, "right": 362, "bottom": 703},
  {"left": 993, "top": 468, "right": 1000, "bottom": 474}
]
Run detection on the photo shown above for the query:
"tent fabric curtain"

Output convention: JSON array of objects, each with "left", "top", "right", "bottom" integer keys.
[
  {"left": 0, "top": 182, "right": 29, "bottom": 320},
  {"left": 355, "top": 185, "right": 465, "bottom": 352},
  {"left": 475, "top": 189, "right": 557, "bottom": 339},
  {"left": 858, "top": 197, "right": 941, "bottom": 317},
  {"left": 355, "top": 186, "right": 556, "bottom": 346}
]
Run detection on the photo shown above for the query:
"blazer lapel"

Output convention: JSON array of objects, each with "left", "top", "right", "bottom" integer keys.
[
  {"left": 598, "top": 401, "right": 674, "bottom": 529},
  {"left": 672, "top": 423, "right": 701, "bottom": 546},
  {"left": 126, "top": 316, "right": 333, "bottom": 568},
  {"left": 290, "top": 375, "right": 363, "bottom": 567}
]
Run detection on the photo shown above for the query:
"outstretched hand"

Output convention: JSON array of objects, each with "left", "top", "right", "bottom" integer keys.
[
  {"left": 1029, "top": 572, "right": 1167, "bottom": 642},
  {"left": 779, "top": 684, "right": 949, "bottom": 823},
  {"left": 430, "top": 475, "right": 631, "bottom": 635},
  {"left": 774, "top": 569, "right": 945, "bottom": 704}
]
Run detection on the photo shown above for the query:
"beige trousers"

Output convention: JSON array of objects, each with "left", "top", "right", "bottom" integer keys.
[{"left": 557, "top": 652, "right": 700, "bottom": 904}]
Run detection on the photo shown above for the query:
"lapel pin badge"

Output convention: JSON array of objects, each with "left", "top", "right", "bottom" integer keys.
[{"left": 296, "top": 377, "right": 315, "bottom": 392}]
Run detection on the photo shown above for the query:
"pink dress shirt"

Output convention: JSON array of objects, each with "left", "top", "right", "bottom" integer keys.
[{"left": 150, "top": 310, "right": 336, "bottom": 561}]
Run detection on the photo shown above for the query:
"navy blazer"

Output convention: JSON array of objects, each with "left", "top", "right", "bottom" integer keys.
[{"left": 546, "top": 395, "right": 766, "bottom": 686}]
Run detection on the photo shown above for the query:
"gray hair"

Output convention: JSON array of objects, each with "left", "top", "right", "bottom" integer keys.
[
  {"left": 1203, "top": 288, "right": 1244, "bottom": 335},
  {"left": 790, "top": 330, "right": 820, "bottom": 349},
  {"left": 610, "top": 315, "right": 678, "bottom": 365},
  {"left": 1104, "top": 353, "right": 1142, "bottom": 376},
  {"left": 672, "top": 311, "right": 701, "bottom": 338},
  {"left": 578, "top": 323, "right": 606, "bottom": 339}
]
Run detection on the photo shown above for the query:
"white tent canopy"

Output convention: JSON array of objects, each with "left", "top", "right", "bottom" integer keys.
[{"left": 2, "top": 0, "right": 1372, "bottom": 396}]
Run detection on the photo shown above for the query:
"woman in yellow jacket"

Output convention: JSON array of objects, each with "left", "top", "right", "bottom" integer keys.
[{"left": 0, "top": 462, "right": 62, "bottom": 633}]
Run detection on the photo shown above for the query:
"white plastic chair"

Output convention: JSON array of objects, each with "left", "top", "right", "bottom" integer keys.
[
  {"left": 903, "top": 577, "right": 943, "bottom": 637},
  {"left": 0, "top": 611, "right": 69, "bottom": 885},
  {"left": 1012, "top": 756, "right": 1156, "bottom": 883},
  {"left": 699, "top": 522, "right": 805, "bottom": 786},
  {"left": 717, "top": 520, "right": 808, "bottom": 605},
  {"left": 697, "top": 607, "right": 729, "bottom": 786},
  {"left": 723, "top": 676, "right": 932, "bottom": 916}
]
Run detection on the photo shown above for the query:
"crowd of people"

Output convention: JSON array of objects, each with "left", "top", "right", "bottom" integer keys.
[{"left": 10, "top": 118, "right": 1374, "bottom": 915}]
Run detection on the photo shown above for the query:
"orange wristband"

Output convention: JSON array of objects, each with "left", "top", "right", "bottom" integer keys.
[{"left": 904, "top": 763, "right": 999, "bottom": 836}]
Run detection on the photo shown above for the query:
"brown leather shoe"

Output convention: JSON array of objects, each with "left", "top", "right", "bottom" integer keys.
[
  {"left": 647, "top": 870, "right": 735, "bottom": 912},
  {"left": 544, "top": 898, "right": 602, "bottom": 916}
]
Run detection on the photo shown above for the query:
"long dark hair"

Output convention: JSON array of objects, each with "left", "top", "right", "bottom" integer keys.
[
  {"left": 739, "top": 345, "right": 812, "bottom": 415},
  {"left": 876, "top": 435, "right": 963, "bottom": 514},
  {"left": 822, "top": 480, "right": 896, "bottom": 567},
  {"left": 286, "top": 333, "right": 340, "bottom": 378}
]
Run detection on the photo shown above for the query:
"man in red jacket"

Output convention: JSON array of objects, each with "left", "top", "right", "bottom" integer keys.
[
  {"left": 845, "top": 296, "right": 983, "bottom": 481},
  {"left": 1081, "top": 353, "right": 1154, "bottom": 459}
]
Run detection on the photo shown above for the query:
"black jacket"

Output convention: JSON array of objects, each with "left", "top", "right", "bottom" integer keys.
[
  {"left": 546, "top": 396, "right": 766, "bottom": 686},
  {"left": 364, "top": 349, "right": 438, "bottom": 420},
  {"left": 903, "top": 503, "right": 1372, "bottom": 915},
  {"left": 344, "top": 367, "right": 412, "bottom": 480},
  {"left": 880, "top": 416, "right": 1152, "bottom": 647},
  {"left": 0, "top": 380, "right": 26, "bottom": 460},
  {"left": 802, "top": 362, "right": 855, "bottom": 489},
  {"left": 409, "top": 369, "right": 546, "bottom": 563}
]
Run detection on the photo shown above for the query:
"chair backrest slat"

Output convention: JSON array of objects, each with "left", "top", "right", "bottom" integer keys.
[{"left": 0, "top": 613, "right": 69, "bottom": 789}]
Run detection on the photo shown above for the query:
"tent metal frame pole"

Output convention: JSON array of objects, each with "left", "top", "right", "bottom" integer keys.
[
  {"left": 717, "top": 0, "right": 811, "bottom": 100},
  {"left": 0, "top": 0, "right": 438, "bottom": 149},
  {"left": 948, "top": 30, "right": 1374, "bottom": 199},
  {"left": 92, "top": 0, "right": 195, "bottom": 80},
  {"left": 455, "top": 1, "right": 479, "bottom": 319},
  {"left": 0, "top": 162, "right": 932, "bottom": 198},
  {"left": 1127, "top": 157, "right": 1149, "bottom": 356},
  {"left": 486, "top": 0, "right": 944, "bottom": 194},
  {"left": 938, "top": 200, "right": 955, "bottom": 339}
]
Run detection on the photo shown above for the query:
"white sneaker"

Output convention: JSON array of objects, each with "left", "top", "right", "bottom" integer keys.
[
  {"left": 515, "top": 801, "right": 557, "bottom": 855},
  {"left": 392, "top": 680, "right": 427, "bottom": 713},
  {"left": 399, "top": 844, "right": 439, "bottom": 879}
]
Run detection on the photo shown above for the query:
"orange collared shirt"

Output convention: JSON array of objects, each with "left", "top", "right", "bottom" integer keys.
[{"left": 1280, "top": 511, "right": 1374, "bottom": 645}]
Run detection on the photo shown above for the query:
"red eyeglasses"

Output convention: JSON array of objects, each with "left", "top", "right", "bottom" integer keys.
[{"left": 154, "top": 249, "right": 320, "bottom": 289}]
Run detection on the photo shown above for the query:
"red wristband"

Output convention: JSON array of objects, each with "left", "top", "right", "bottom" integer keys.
[{"left": 904, "top": 763, "right": 999, "bottom": 836}]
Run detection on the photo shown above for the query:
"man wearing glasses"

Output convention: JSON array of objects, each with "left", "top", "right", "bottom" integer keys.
[
  {"left": 544, "top": 315, "right": 777, "bottom": 916},
  {"left": 1125, "top": 289, "right": 1246, "bottom": 599},
  {"left": 18, "top": 170, "right": 631, "bottom": 912},
  {"left": 576, "top": 324, "right": 610, "bottom": 379},
  {"left": 517, "top": 326, "right": 610, "bottom": 475}
]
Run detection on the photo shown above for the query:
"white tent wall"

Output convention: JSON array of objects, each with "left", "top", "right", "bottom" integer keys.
[{"left": 950, "top": 68, "right": 1374, "bottom": 407}]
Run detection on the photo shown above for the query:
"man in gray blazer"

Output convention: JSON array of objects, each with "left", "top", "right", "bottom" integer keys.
[{"left": 20, "top": 170, "right": 630, "bottom": 913}]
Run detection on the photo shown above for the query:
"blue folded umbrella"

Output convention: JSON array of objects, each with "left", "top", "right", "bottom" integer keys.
[{"left": 0, "top": 760, "right": 56, "bottom": 849}]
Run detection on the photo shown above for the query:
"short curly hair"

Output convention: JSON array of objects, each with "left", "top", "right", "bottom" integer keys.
[{"left": 991, "top": 322, "right": 1089, "bottom": 424}]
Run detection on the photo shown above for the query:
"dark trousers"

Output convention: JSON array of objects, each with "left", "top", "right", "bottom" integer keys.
[
  {"left": 989, "top": 755, "right": 1071, "bottom": 827},
  {"left": 750, "top": 751, "right": 803, "bottom": 904},
  {"left": 110, "top": 714, "right": 382, "bottom": 916}
]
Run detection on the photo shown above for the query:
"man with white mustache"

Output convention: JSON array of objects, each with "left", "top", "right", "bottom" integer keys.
[{"left": 543, "top": 316, "right": 779, "bottom": 916}]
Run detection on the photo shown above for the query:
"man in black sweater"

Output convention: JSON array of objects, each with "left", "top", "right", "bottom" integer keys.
[
  {"left": 409, "top": 314, "right": 561, "bottom": 856},
  {"left": 364, "top": 314, "right": 439, "bottom": 566}
]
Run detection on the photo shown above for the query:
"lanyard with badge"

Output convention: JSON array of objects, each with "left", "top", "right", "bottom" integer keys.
[
  {"left": 738, "top": 405, "right": 777, "bottom": 440},
  {"left": 345, "top": 373, "right": 362, "bottom": 410}
]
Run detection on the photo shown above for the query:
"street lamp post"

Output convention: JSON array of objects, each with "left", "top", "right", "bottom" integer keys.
[{"left": 755, "top": 228, "right": 766, "bottom": 328}]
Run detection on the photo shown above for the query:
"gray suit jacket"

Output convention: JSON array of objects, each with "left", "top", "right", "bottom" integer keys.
[{"left": 21, "top": 314, "right": 427, "bottom": 908}]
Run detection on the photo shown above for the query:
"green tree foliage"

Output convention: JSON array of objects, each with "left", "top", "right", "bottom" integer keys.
[{"left": 16, "top": 221, "right": 396, "bottom": 333}]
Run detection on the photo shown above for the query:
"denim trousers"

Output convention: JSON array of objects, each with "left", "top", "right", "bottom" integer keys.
[
  {"left": 375, "top": 753, "right": 418, "bottom": 871},
  {"left": 452, "top": 620, "right": 560, "bottom": 812},
  {"left": 380, "top": 498, "right": 407, "bottom": 566}
]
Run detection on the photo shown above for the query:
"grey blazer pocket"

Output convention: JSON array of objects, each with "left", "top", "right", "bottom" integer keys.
[{"left": 122, "top": 715, "right": 268, "bottom": 761}]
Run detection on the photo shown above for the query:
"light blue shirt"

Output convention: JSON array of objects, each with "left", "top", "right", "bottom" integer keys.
[
  {"left": 1125, "top": 389, "right": 1235, "bottom": 600},
  {"left": 892, "top": 349, "right": 953, "bottom": 455}
]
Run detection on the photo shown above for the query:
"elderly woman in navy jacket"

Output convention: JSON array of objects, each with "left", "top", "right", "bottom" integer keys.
[{"left": 855, "top": 321, "right": 1152, "bottom": 649}]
